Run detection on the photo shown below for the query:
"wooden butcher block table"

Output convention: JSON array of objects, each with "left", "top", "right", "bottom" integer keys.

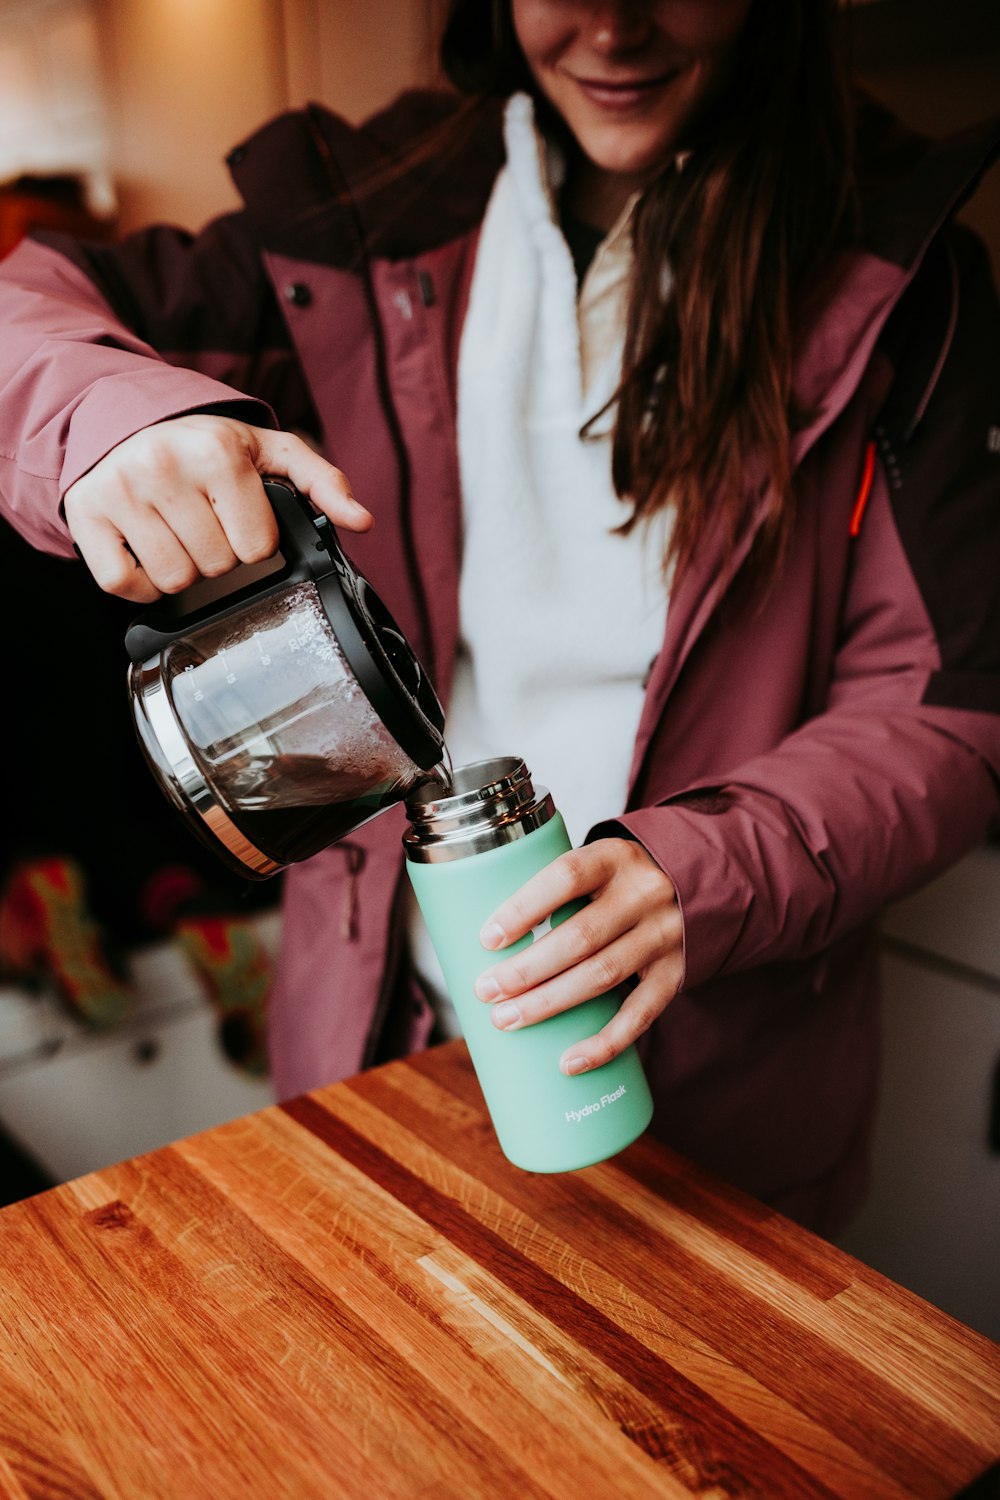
[{"left": 1, "top": 1041, "right": 998, "bottom": 1499}]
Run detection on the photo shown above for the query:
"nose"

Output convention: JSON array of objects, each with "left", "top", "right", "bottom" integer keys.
[{"left": 588, "top": 2, "right": 654, "bottom": 54}]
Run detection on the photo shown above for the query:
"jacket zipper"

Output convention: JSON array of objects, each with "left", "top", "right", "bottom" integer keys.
[{"left": 303, "top": 105, "right": 439, "bottom": 685}]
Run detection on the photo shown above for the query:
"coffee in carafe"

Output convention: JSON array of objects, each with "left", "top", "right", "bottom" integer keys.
[{"left": 125, "top": 479, "right": 449, "bottom": 878}]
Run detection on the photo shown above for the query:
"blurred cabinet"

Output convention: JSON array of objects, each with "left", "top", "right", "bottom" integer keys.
[
  {"left": 838, "top": 845, "right": 1000, "bottom": 1340},
  {"left": 0, "top": 916, "right": 277, "bottom": 1186}
]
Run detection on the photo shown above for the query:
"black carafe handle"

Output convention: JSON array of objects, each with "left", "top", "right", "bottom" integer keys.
[{"left": 124, "top": 478, "right": 346, "bottom": 664}]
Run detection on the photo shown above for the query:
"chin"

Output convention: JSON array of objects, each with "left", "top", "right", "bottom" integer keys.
[{"left": 584, "top": 136, "right": 679, "bottom": 180}]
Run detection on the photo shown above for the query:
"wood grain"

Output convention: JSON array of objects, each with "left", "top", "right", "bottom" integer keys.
[{"left": 0, "top": 1040, "right": 997, "bottom": 1499}]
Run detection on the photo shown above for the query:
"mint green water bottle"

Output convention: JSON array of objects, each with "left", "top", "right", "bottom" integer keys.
[{"left": 404, "top": 756, "right": 654, "bottom": 1172}]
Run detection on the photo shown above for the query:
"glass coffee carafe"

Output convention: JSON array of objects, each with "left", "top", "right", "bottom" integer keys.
[{"left": 125, "top": 479, "right": 448, "bottom": 878}]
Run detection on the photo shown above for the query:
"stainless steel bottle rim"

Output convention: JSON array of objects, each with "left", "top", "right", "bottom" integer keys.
[{"left": 402, "top": 755, "right": 555, "bottom": 863}]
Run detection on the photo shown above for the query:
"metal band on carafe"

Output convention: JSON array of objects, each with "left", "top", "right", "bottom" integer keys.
[{"left": 403, "top": 757, "right": 555, "bottom": 864}]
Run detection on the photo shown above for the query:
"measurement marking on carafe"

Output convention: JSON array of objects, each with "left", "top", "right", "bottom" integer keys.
[
  {"left": 218, "top": 649, "right": 237, "bottom": 684},
  {"left": 183, "top": 662, "right": 205, "bottom": 701},
  {"left": 254, "top": 632, "right": 272, "bottom": 667}
]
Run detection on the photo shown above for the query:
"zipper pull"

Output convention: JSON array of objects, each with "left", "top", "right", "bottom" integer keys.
[
  {"left": 340, "top": 843, "right": 366, "bottom": 941},
  {"left": 417, "top": 270, "right": 435, "bottom": 307}
]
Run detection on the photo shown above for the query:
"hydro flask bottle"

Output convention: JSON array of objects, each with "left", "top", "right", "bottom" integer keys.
[{"left": 404, "top": 756, "right": 654, "bottom": 1173}]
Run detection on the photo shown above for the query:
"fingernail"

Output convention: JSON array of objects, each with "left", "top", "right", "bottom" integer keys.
[
  {"left": 562, "top": 1055, "right": 588, "bottom": 1075},
  {"left": 480, "top": 921, "right": 505, "bottom": 949},
  {"left": 492, "top": 1001, "right": 521, "bottom": 1029},
  {"left": 475, "top": 975, "right": 501, "bottom": 1001}
]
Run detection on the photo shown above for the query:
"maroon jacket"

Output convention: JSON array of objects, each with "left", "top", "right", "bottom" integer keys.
[{"left": 2, "top": 93, "right": 999, "bottom": 1232}]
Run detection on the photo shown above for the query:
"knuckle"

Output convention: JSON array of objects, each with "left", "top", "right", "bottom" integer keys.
[
  {"left": 569, "top": 913, "right": 599, "bottom": 958},
  {"left": 131, "top": 431, "right": 182, "bottom": 482},
  {"left": 62, "top": 485, "right": 91, "bottom": 524},
  {"left": 503, "top": 894, "right": 530, "bottom": 934},
  {"left": 89, "top": 559, "right": 134, "bottom": 594},
  {"left": 629, "top": 998, "right": 660, "bottom": 1037},
  {"left": 199, "top": 554, "right": 236, "bottom": 579},
  {"left": 556, "top": 850, "right": 587, "bottom": 898},
  {"left": 235, "top": 536, "right": 276, "bottom": 564},
  {"left": 201, "top": 428, "right": 244, "bottom": 472},
  {"left": 506, "top": 955, "right": 533, "bottom": 992},
  {"left": 330, "top": 465, "right": 355, "bottom": 498},
  {"left": 157, "top": 563, "right": 199, "bottom": 595},
  {"left": 589, "top": 1033, "right": 619, "bottom": 1069},
  {"left": 93, "top": 563, "right": 157, "bottom": 603},
  {"left": 587, "top": 951, "right": 620, "bottom": 993}
]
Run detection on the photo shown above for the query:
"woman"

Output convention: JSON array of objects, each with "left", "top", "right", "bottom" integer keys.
[{"left": 1, "top": 1, "right": 998, "bottom": 1233}]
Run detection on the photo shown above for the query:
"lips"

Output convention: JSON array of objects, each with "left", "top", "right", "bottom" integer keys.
[{"left": 572, "top": 71, "right": 683, "bottom": 110}]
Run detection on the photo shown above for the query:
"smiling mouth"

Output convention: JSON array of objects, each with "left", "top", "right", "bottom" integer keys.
[{"left": 572, "top": 71, "right": 683, "bottom": 108}]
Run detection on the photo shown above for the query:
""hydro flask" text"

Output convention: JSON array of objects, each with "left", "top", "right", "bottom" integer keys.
[{"left": 564, "top": 1083, "right": 627, "bottom": 1124}]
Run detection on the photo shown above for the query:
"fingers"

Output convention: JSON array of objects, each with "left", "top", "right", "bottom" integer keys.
[
  {"left": 482, "top": 924, "right": 651, "bottom": 1024},
  {"left": 249, "top": 427, "right": 373, "bottom": 533},
  {"left": 481, "top": 905, "right": 681, "bottom": 1024},
  {"left": 63, "top": 414, "right": 373, "bottom": 602},
  {"left": 473, "top": 837, "right": 683, "bottom": 1074},
  {"left": 476, "top": 841, "right": 675, "bottom": 998},
  {"left": 67, "top": 510, "right": 163, "bottom": 604},
  {"left": 476, "top": 898, "right": 649, "bottom": 1004},
  {"left": 559, "top": 968, "right": 682, "bottom": 1076},
  {"left": 479, "top": 842, "right": 626, "bottom": 951}
]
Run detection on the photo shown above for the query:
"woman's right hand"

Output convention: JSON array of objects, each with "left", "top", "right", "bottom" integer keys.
[{"left": 63, "top": 413, "right": 373, "bottom": 603}]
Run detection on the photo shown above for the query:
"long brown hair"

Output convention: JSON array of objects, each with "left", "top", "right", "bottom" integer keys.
[{"left": 441, "top": 0, "right": 858, "bottom": 586}]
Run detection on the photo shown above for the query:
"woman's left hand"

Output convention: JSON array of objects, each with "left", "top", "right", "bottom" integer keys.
[{"left": 474, "top": 838, "right": 684, "bottom": 1075}]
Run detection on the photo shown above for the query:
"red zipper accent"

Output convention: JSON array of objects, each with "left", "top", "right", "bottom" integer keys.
[{"left": 849, "top": 441, "right": 877, "bottom": 537}]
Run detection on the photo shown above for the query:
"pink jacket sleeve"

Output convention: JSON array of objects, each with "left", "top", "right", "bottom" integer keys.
[
  {"left": 597, "top": 231, "right": 1000, "bottom": 991},
  {"left": 608, "top": 476, "right": 1000, "bottom": 988},
  {"left": 0, "top": 215, "right": 291, "bottom": 555}
]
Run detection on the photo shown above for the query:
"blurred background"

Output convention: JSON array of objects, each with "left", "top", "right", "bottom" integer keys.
[{"left": 0, "top": 0, "right": 997, "bottom": 1340}]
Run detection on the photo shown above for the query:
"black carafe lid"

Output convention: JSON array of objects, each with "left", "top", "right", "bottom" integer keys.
[{"left": 124, "top": 478, "right": 446, "bottom": 772}]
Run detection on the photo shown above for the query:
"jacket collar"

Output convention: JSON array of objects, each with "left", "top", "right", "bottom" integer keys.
[{"left": 227, "top": 91, "right": 504, "bottom": 267}]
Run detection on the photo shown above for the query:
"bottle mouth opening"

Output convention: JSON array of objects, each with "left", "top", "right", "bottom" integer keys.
[
  {"left": 403, "top": 755, "right": 554, "bottom": 862},
  {"left": 408, "top": 755, "right": 526, "bottom": 810}
]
